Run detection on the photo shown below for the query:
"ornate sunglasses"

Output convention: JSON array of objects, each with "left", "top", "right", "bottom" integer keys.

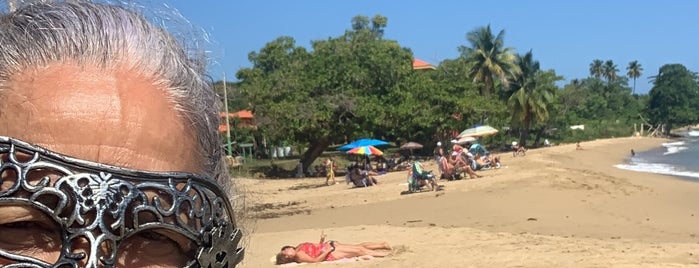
[{"left": 0, "top": 136, "right": 243, "bottom": 267}]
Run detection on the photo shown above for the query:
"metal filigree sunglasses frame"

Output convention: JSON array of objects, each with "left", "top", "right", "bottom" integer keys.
[{"left": 0, "top": 136, "right": 243, "bottom": 267}]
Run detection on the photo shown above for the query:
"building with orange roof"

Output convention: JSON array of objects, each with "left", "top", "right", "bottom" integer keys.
[
  {"left": 219, "top": 110, "right": 255, "bottom": 132},
  {"left": 412, "top": 58, "right": 436, "bottom": 70}
]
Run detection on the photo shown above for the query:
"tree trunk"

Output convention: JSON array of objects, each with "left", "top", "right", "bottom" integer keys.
[
  {"left": 299, "top": 137, "right": 332, "bottom": 177},
  {"left": 533, "top": 126, "right": 546, "bottom": 147},
  {"left": 519, "top": 119, "right": 531, "bottom": 147},
  {"left": 519, "top": 128, "right": 529, "bottom": 147}
]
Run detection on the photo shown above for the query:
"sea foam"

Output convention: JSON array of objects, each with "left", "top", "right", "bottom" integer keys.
[
  {"left": 615, "top": 162, "right": 699, "bottom": 180},
  {"left": 662, "top": 141, "right": 688, "bottom": 155}
]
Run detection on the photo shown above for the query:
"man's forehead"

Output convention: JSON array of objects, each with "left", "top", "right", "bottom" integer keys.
[{"left": 0, "top": 62, "right": 201, "bottom": 173}]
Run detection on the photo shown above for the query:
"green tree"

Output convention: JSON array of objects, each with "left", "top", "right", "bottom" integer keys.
[
  {"left": 603, "top": 60, "right": 618, "bottom": 83},
  {"left": 431, "top": 58, "right": 506, "bottom": 141},
  {"left": 459, "top": 25, "right": 519, "bottom": 96},
  {"left": 589, "top": 59, "right": 604, "bottom": 79},
  {"left": 351, "top": 15, "right": 388, "bottom": 39},
  {"left": 646, "top": 64, "right": 699, "bottom": 134},
  {"left": 626, "top": 60, "right": 643, "bottom": 94},
  {"left": 507, "top": 51, "right": 560, "bottom": 146},
  {"left": 237, "top": 15, "right": 419, "bottom": 173}
]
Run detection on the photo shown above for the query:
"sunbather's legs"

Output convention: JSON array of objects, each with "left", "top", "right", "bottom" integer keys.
[
  {"left": 465, "top": 166, "right": 483, "bottom": 179},
  {"left": 334, "top": 243, "right": 391, "bottom": 258},
  {"left": 357, "top": 242, "right": 391, "bottom": 250}
]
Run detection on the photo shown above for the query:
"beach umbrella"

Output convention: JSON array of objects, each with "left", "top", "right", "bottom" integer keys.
[
  {"left": 453, "top": 136, "right": 477, "bottom": 145},
  {"left": 457, "top": 125, "right": 499, "bottom": 138},
  {"left": 338, "top": 138, "right": 389, "bottom": 151},
  {"left": 400, "top": 141, "right": 424, "bottom": 158},
  {"left": 399, "top": 141, "right": 423, "bottom": 150},
  {"left": 346, "top": 145, "right": 384, "bottom": 156}
]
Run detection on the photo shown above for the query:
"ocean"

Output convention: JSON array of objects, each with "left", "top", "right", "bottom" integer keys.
[{"left": 615, "top": 130, "right": 699, "bottom": 180}]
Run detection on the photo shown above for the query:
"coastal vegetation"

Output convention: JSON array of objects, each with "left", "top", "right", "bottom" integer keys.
[{"left": 223, "top": 15, "right": 699, "bottom": 174}]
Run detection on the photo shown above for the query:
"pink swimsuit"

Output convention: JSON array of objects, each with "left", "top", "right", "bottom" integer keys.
[{"left": 297, "top": 242, "right": 336, "bottom": 261}]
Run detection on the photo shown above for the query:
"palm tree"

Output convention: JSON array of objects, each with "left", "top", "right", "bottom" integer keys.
[
  {"left": 507, "top": 51, "right": 555, "bottom": 146},
  {"left": 589, "top": 59, "right": 604, "bottom": 79},
  {"left": 603, "top": 60, "right": 619, "bottom": 83},
  {"left": 626, "top": 60, "right": 643, "bottom": 94},
  {"left": 459, "top": 25, "right": 519, "bottom": 95}
]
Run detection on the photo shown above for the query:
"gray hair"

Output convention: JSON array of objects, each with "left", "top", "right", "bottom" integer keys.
[{"left": 0, "top": 2, "right": 230, "bottom": 193}]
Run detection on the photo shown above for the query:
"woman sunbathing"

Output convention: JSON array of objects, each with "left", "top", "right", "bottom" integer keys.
[{"left": 276, "top": 232, "right": 391, "bottom": 264}]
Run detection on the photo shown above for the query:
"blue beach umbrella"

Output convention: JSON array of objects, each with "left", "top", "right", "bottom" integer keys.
[{"left": 338, "top": 138, "right": 389, "bottom": 151}]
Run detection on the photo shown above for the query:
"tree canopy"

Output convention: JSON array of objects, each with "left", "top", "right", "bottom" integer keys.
[
  {"left": 237, "top": 15, "right": 429, "bottom": 172},
  {"left": 229, "top": 14, "right": 698, "bottom": 175},
  {"left": 646, "top": 64, "right": 699, "bottom": 133}
]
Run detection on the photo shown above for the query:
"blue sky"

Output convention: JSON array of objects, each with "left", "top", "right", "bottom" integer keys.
[{"left": 172, "top": 0, "right": 699, "bottom": 94}]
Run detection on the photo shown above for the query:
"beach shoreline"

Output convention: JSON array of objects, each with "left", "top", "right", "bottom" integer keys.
[{"left": 239, "top": 137, "right": 699, "bottom": 267}]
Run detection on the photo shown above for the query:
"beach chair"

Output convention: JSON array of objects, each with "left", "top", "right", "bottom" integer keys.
[{"left": 408, "top": 162, "right": 437, "bottom": 192}]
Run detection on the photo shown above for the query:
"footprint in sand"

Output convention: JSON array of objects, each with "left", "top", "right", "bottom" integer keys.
[{"left": 391, "top": 245, "right": 410, "bottom": 255}]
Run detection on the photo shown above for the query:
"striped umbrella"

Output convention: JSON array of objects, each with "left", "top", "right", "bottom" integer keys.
[
  {"left": 457, "top": 125, "right": 499, "bottom": 138},
  {"left": 346, "top": 145, "right": 384, "bottom": 156}
]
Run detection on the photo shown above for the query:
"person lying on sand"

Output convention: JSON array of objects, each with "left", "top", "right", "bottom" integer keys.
[{"left": 276, "top": 232, "right": 391, "bottom": 264}]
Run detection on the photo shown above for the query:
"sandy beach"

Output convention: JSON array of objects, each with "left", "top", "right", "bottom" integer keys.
[{"left": 237, "top": 137, "right": 699, "bottom": 267}]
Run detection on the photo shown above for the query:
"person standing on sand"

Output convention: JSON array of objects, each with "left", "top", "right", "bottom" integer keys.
[{"left": 325, "top": 157, "right": 336, "bottom": 185}]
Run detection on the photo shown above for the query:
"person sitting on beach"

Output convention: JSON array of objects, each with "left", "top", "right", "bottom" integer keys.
[
  {"left": 512, "top": 141, "right": 526, "bottom": 156},
  {"left": 348, "top": 166, "right": 379, "bottom": 187},
  {"left": 449, "top": 145, "right": 470, "bottom": 168},
  {"left": 387, "top": 153, "right": 400, "bottom": 170},
  {"left": 410, "top": 160, "right": 442, "bottom": 191},
  {"left": 440, "top": 154, "right": 482, "bottom": 179},
  {"left": 434, "top": 141, "right": 445, "bottom": 162},
  {"left": 576, "top": 142, "right": 584, "bottom": 150},
  {"left": 483, "top": 153, "right": 502, "bottom": 168},
  {"left": 360, "top": 161, "right": 381, "bottom": 177},
  {"left": 473, "top": 153, "right": 489, "bottom": 170},
  {"left": 276, "top": 232, "right": 391, "bottom": 264}
]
